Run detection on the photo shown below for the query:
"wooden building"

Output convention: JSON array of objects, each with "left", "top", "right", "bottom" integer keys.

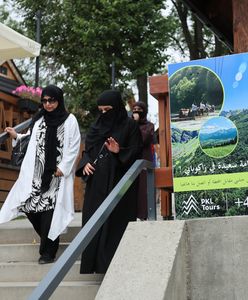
[
  {"left": 0, "top": 60, "right": 27, "bottom": 208},
  {"left": 151, "top": 0, "right": 248, "bottom": 218}
]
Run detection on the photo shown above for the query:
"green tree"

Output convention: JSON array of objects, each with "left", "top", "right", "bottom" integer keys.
[
  {"left": 8, "top": 0, "right": 176, "bottom": 129},
  {"left": 170, "top": 66, "right": 224, "bottom": 113}
]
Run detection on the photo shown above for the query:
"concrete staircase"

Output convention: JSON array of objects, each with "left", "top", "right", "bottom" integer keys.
[{"left": 0, "top": 216, "right": 103, "bottom": 300}]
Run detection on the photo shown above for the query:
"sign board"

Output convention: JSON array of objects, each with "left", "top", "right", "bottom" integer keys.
[{"left": 168, "top": 53, "right": 248, "bottom": 219}]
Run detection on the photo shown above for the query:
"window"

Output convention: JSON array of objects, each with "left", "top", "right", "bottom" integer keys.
[{"left": 0, "top": 66, "right": 8, "bottom": 75}]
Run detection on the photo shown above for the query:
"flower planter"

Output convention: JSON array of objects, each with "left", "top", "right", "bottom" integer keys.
[{"left": 18, "top": 98, "right": 39, "bottom": 113}]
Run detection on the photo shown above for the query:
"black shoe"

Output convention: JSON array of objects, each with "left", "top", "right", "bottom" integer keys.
[{"left": 38, "top": 256, "right": 55, "bottom": 264}]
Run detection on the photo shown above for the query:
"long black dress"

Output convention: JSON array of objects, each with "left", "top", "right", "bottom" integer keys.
[
  {"left": 137, "top": 120, "right": 154, "bottom": 220},
  {"left": 132, "top": 101, "right": 155, "bottom": 220},
  {"left": 79, "top": 93, "right": 142, "bottom": 274}
]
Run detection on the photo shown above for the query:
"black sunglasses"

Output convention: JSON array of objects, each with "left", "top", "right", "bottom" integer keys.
[{"left": 41, "top": 97, "right": 57, "bottom": 104}]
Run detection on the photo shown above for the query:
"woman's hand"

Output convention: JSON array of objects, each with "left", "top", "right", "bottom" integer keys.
[
  {"left": 5, "top": 127, "right": 17, "bottom": 139},
  {"left": 105, "top": 137, "right": 120, "bottom": 153},
  {"left": 83, "top": 162, "right": 95, "bottom": 176},
  {"left": 55, "top": 167, "right": 64, "bottom": 177}
]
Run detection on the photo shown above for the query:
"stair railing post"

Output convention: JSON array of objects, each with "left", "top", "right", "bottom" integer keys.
[{"left": 147, "top": 166, "right": 156, "bottom": 220}]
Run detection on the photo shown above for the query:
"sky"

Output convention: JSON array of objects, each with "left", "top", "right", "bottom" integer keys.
[
  {"left": 199, "top": 116, "right": 236, "bottom": 134},
  {"left": 168, "top": 52, "right": 248, "bottom": 112}
]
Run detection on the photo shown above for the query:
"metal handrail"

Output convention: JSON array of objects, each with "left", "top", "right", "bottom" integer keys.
[
  {"left": 28, "top": 159, "right": 156, "bottom": 300},
  {"left": 0, "top": 118, "right": 32, "bottom": 144}
]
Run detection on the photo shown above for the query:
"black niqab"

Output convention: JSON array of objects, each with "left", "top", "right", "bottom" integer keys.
[
  {"left": 85, "top": 90, "right": 127, "bottom": 151},
  {"left": 132, "top": 101, "right": 148, "bottom": 124}
]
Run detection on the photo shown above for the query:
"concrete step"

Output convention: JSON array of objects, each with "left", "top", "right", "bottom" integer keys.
[
  {"left": 0, "top": 261, "right": 103, "bottom": 282},
  {"left": 0, "top": 214, "right": 103, "bottom": 300},
  {"left": 0, "top": 280, "right": 102, "bottom": 300},
  {"left": 0, "top": 223, "right": 81, "bottom": 244},
  {"left": 0, "top": 243, "right": 77, "bottom": 263}
]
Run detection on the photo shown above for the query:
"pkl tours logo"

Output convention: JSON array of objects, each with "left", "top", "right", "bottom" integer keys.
[
  {"left": 182, "top": 194, "right": 221, "bottom": 216},
  {"left": 182, "top": 195, "right": 200, "bottom": 216}
]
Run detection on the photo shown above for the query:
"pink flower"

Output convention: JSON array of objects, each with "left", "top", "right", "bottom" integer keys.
[{"left": 12, "top": 85, "right": 42, "bottom": 102}]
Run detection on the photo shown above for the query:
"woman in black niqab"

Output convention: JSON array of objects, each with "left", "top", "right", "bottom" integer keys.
[
  {"left": 132, "top": 101, "right": 155, "bottom": 220},
  {"left": 85, "top": 90, "right": 127, "bottom": 152},
  {"left": 79, "top": 90, "right": 143, "bottom": 274}
]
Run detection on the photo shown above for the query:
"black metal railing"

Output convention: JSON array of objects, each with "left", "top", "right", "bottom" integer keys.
[
  {"left": 0, "top": 118, "right": 32, "bottom": 144},
  {"left": 28, "top": 159, "right": 156, "bottom": 300}
]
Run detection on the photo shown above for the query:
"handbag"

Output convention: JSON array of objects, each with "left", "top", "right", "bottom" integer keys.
[
  {"left": 76, "top": 143, "right": 106, "bottom": 183},
  {"left": 11, "top": 134, "right": 31, "bottom": 166},
  {"left": 76, "top": 158, "right": 97, "bottom": 183}
]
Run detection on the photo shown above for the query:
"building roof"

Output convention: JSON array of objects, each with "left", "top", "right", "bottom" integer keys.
[
  {"left": 0, "top": 76, "right": 21, "bottom": 96},
  {"left": 0, "top": 60, "right": 26, "bottom": 97},
  {"left": 181, "top": 0, "right": 233, "bottom": 51}
]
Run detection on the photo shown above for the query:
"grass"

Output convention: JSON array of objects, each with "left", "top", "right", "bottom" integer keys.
[{"left": 202, "top": 144, "right": 236, "bottom": 158}]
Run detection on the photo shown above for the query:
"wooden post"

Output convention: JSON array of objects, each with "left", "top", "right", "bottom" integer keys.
[
  {"left": 233, "top": 0, "right": 248, "bottom": 53},
  {"left": 149, "top": 75, "right": 173, "bottom": 218}
]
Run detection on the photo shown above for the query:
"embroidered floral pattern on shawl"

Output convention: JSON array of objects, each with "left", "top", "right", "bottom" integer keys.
[{"left": 19, "top": 119, "right": 64, "bottom": 213}]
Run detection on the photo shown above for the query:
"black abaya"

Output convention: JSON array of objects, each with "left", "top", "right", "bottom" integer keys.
[{"left": 80, "top": 117, "right": 142, "bottom": 274}]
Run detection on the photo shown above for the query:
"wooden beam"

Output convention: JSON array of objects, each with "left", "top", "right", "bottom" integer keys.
[
  {"left": 0, "top": 179, "right": 14, "bottom": 191},
  {"left": 158, "top": 95, "right": 167, "bottom": 167},
  {"left": 164, "top": 93, "right": 172, "bottom": 168},
  {"left": 149, "top": 75, "right": 168, "bottom": 99},
  {"left": 0, "top": 91, "right": 18, "bottom": 106},
  {"left": 0, "top": 191, "right": 8, "bottom": 203},
  {"left": 180, "top": 0, "right": 233, "bottom": 50},
  {"left": 160, "top": 190, "right": 172, "bottom": 218},
  {"left": 149, "top": 74, "right": 173, "bottom": 218},
  {"left": 0, "top": 165, "right": 19, "bottom": 180},
  {"left": 154, "top": 167, "right": 173, "bottom": 188},
  {"left": 7, "top": 60, "right": 26, "bottom": 84},
  {"left": 233, "top": 0, "right": 248, "bottom": 53},
  {"left": 0, "top": 151, "right": 11, "bottom": 159}
]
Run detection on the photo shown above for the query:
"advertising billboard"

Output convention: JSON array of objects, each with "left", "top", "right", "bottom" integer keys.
[{"left": 168, "top": 52, "right": 248, "bottom": 219}]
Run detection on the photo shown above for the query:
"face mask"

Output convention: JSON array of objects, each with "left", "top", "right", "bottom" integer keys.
[
  {"left": 133, "top": 110, "right": 145, "bottom": 119},
  {"left": 100, "top": 108, "right": 115, "bottom": 121}
]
